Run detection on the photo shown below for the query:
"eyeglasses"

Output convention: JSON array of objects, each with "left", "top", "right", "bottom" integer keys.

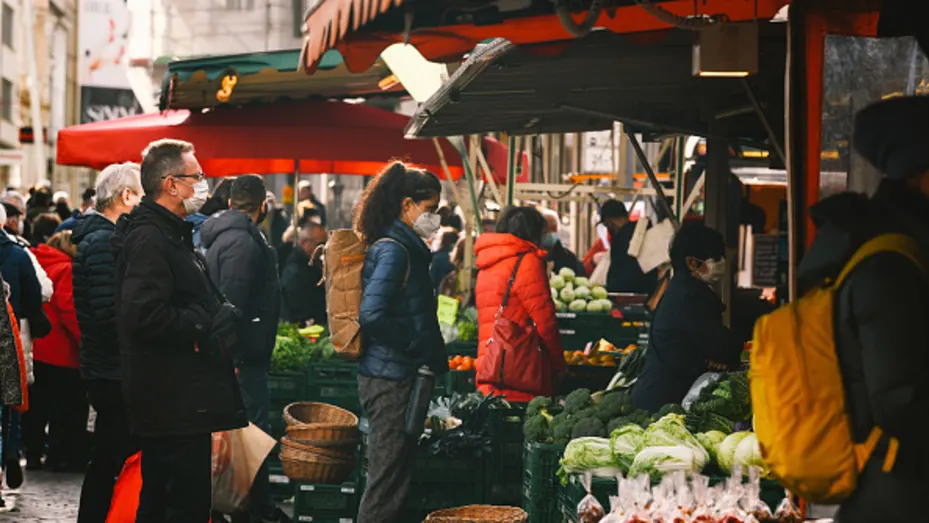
[{"left": 163, "top": 173, "right": 205, "bottom": 182}]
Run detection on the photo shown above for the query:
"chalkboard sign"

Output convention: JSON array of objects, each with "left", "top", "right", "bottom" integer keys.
[{"left": 752, "top": 234, "right": 779, "bottom": 287}]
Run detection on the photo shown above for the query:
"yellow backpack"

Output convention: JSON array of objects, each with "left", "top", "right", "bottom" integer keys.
[{"left": 750, "top": 233, "right": 923, "bottom": 503}]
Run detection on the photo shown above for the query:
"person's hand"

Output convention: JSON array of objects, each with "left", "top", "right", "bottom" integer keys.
[{"left": 210, "top": 302, "right": 241, "bottom": 350}]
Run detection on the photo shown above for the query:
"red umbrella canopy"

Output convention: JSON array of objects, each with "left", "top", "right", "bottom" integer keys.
[{"left": 56, "top": 100, "right": 509, "bottom": 180}]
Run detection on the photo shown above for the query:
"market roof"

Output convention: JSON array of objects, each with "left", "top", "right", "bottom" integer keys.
[
  {"left": 300, "top": 0, "right": 787, "bottom": 73},
  {"left": 161, "top": 49, "right": 400, "bottom": 110},
  {"left": 404, "top": 28, "right": 786, "bottom": 142}
]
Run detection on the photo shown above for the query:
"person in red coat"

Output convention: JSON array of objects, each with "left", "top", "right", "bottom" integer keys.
[
  {"left": 22, "top": 230, "right": 88, "bottom": 471},
  {"left": 475, "top": 206, "right": 564, "bottom": 402}
]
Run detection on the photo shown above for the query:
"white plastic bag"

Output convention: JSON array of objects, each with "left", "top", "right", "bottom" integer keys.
[
  {"left": 589, "top": 251, "right": 611, "bottom": 287},
  {"left": 682, "top": 372, "right": 724, "bottom": 410},
  {"left": 211, "top": 423, "right": 277, "bottom": 513}
]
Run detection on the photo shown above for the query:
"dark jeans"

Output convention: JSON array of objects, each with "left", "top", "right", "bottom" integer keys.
[
  {"left": 236, "top": 364, "right": 273, "bottom": 518},
  {"left": 137, "top": 433, "right": 212, "bottom": 523},
  {"left": 357, "top": 375, "right": 415, "bottom": 523},
  {"left": 22, "top": 361, "right": 88, "bottom": 467},
  {"left": 78, "top": 379, "right": 136, "bottom": 523},
  {"left": 1, "top": 407, "right": 21, "bottom": 462}
]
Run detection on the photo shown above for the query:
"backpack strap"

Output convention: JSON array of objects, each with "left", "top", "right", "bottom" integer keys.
[
  {"left": 834, "top": 233, "right": 926, "bottom": 288},
  {"left": 374, "top": 237, "right": 411, "bottom": 287},
  {"left": 496, "top": 253, "right": 527, "bottom": 318}
]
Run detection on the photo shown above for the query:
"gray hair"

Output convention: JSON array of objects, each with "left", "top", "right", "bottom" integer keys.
[
  {"left": 140, "top": 138, "right": 194, "bottom": 197},
  {"left": 95, "top": 162, "right": 142, "bottom": 212}
]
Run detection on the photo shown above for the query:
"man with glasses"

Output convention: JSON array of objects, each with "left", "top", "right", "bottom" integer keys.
[{"left": 114, "top": 139, "right": 246, "bottom": 522}]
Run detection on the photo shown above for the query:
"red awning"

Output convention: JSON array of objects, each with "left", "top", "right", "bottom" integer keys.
[
  {"left": 302, "top": 0, "right": 789, "bottom": 73},
  {"left": 56, "top": 100, "right": 509, "bottom": 180}
]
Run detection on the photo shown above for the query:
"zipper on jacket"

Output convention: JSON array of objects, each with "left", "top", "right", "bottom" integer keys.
[{"left": 499, "top": 347, "right": 506, "bottom": 384}]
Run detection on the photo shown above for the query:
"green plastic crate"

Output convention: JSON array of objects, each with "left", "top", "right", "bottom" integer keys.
[
  {"left": 269, "top": 371, "right": 307, "bottom": 403},
  {"left": 306, "top": 361, "right": 361, "bottom": 413},
  {"left": 446, "top": 340, "right": 478, "bottom": 357},
  {"left": 437, "top": 370, "right": 476, "bottom": 397},
  {"left": 268, "top": 460, "right": 295, "bottom": 500},
  {"left": 484, "top": 407, "right": 526, "bottom": 505},
  {"left": 556, "top": 312, "right": 646, "bottom": 350},
  {"left": 293, "top": 482, "right": 360, "bottom": 521},
  {"left": 522, "top": 442, "right": 565, "bottom": 522}
]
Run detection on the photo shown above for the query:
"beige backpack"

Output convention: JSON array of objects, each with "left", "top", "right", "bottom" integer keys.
[{"left": 320, "top": 230, "right": 408, "bottom": 360}]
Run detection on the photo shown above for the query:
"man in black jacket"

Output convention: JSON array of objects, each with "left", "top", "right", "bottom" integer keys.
[
  {"left": 798, "top": 96, "right": 929, "bottom": 521},
  {"left": 540, "top": 208, "right": 585, "bottom": 277},
  {"left": 114, "top": 139, "right": 245, "bottom": 523},
  {"left": 601, "top": 199, "right": 658, "bottom": 294},
  {"left": 280, "top": 221, "right": 327, "bottom": 325},
  {"left": 202, "top": 174, "right": 282, "bottom": 522},
  {"left": 73, "top": 162, "right": 143, "bottom": 522}
]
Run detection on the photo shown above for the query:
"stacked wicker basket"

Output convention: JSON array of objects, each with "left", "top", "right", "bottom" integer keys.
[{"left": 280, "top": 401, "right": 360, "bottom": 484}]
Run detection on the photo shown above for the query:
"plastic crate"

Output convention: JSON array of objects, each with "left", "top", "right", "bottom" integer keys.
[
  {"left": 268, "top": 459, "right": 295, "bottom": 500},
  {"left": 293, "top": 481, "right": 360, "bottom": 521},
  {"left": 556, "top": 312, "right": 646, "bottom": 350},
  {"left": 484, "top": 407, "right": 525, "bottom": 505},
  {"left": 269, "top": 371, "right": 306, "bottom": 403},
  {"left": 306, "top": 361, "right": 361, "bottom": 413},
  {"left": 436, "top": 370, "right": 476, "bottom": 397},
  {"left": 446, "top": 340, "right": 478, "bottom": 357},
  {"left": 522, "top": 442, "right": 565, "bottom": 520}
]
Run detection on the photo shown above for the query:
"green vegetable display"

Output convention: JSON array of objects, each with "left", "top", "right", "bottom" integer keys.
[
  {"left": 685, "top": 371, "right": 751, "bottom": 434},
  {"left": 609, "top": 424, "right": 645, "bottom": 471},
  {"left": 628, "top": 445, "right": 701, "bottom": 480},
  {"left": 558, "top": 267, "right": 577, "bottom": 283},
  {"left": 717, "top": 431, "right": 752, "bottom": 473},
  {"left": 558, "top": 437, "right": 620, "bottom": 479},
  {"left": 732, "top": 432, "right": 768, "bottom": 476},
  {"left": 695, "top": 430, "right": 727, "bottom": 463},
  {"left": 642, "top": 413, "right": 709, "bottom": 469},
  {"left": 271, "top": 323, "right": 336, "bottom": 372}
]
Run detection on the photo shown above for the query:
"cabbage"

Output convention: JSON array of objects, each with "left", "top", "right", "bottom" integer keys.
[
  {"left": 560, "top": 288, "right": 576, "bottom": 302},
  {"left": 695, "top": 430, "right": 727, "bottom": 463},
  {"left": 628, "top": 446, "right": 699, "bottom": 480},
  {"left": 574, "top": 277, "right": 590, "bottom": 288},
  {"left": 586, "top": 301, "right": 603, "bottom": 313},
  {"left": 550, "top": 275, "right": 566, "bottom": 290},
  {"left": 597, "top": 299, "right": 613, "bottom": 311},
  {"left": 609, "top": 424, "right": 645, "bottom": 472},
  {"left": 717, "top": 431, "right": 752, "bottom": 472},
  {"left": 732, "top": 432, "right": 769, "bottom": 476},
  {"left": 568, "top": 299, "right": 588, "bottom": 312},
  {"left": 574, "top": 286, "right": 591, "bottom": 300},
  {"left": 591, "top": 286, "right": 608, "bottom": 300},
  {"left": 554, "top": 299, "right": 567, "bottom": 312},
  {"left": 551, "top": 288, "right": 558, "bottom": 301},
  {"left": 560, "top": 437, "right": 621, "bottom": 477},
  {"left": 643, "top": 414, "right": 708, "bottom": 469},
  {"left": 558, "top": 267, "right": 576, "bottom": 283}
]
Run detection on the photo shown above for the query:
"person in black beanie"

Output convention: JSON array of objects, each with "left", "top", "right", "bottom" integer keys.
[{"left": 798, "top": 95, "right": 929, "bottom": 522}]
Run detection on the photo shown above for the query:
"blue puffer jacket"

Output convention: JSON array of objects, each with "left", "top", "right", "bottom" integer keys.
[{"left": 359, "top": 220, "right": 446, "bottom": 381}]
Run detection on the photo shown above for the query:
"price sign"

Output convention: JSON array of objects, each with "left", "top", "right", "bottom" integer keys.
[{"left": 437, "top": 295, "right": 459, "bottom": 326}]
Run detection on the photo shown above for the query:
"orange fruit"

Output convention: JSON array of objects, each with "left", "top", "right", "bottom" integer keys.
[{"left": 460, "top": 356, "right": 475, "bottom": 371}]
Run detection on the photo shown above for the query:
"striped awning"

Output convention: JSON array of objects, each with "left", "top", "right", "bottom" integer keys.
[{"left": 301, "top": 0, "right": 403, "bottom": 73}]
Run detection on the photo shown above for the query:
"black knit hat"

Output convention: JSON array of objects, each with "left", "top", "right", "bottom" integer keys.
[
  {"left": 854, "top": 95, "right": 929, "bottom": 180},
  {"left": 598, "top": 199, "right": 628, "bottom": 223}
]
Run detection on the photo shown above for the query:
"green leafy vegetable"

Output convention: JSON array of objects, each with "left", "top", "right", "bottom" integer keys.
[
  {"left": 628, "top": 445, "right": 700, "bottom": 480},
  {"left": 609, "top": 424, "right": 645, "bottom": 471}
]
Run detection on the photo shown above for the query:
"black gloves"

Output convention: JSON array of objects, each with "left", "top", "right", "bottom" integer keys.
[{"left": 209, "top": 302, "right": 242, "bottom": 351}]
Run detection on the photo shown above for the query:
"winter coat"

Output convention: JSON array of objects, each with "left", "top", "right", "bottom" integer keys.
[
  {"left": 0, "top": 233, "right": 42, "bottom": 320},
  {"left": 474, "top": 233, "right": 564, "bottom": 401},
  {"left": 546, "top": 240, "right": 585, "bottom": 278},
  {"left": 359, "top": 220, "right": 445, "bottom": 380},
  {"left": 30, "top": 244, "right": 80, "bottom": 369},
  {"left": 630, "top": 271, "right": 743, "bottom": 412},
  {"left": 798, "top": 180, "right": 929, "bottom": 521},
  {"left": 201, "top": 209, "right": 282, "bottom": 368},
  {"left": 114, "top": 199, "right": 246, "bottom": 437},
  {"left": 72, "top": 212, "right": 121, "bottom": 381},
  {"left": 280, "top": 247, "right": 326, "bottom": 326},
  {"left": 429, "top": 248, "right": 455, "bottom": 291},
  {"left": 607, "top": 222, "right": 658, "bottom": 294}
]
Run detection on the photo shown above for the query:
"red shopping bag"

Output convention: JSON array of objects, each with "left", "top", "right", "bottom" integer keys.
[{"left": 105, "top": 452, "right": 142, "bottom": 523}]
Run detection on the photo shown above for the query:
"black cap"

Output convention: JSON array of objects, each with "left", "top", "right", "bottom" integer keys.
[
  {"left": 2, "top": 202, "right": 21, "bottom": 218},
  {"left": 854, "top": 95, "right": 929, "bottom": 180},
  {"left": 598, "top": 199, "right": 628, "bottom": 223}
]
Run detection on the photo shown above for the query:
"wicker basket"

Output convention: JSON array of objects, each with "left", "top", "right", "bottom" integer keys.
[
  {"left": 279, "top": 435, "right": 354, "bottom": 460},
  {"left": 283, "top": 401, "right": 358, "bottom": 427},
  {"left": 285, "top": 423, "right": 360, "bottom": 446},
  {"left": 279, "top": 441, "right": 355, "bottom": 484},
  {"left": 424, "top": 505, "right": 528, "bottom": 523}
]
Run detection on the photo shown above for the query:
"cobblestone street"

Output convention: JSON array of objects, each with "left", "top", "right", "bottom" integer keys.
[{"left": 0, "top": 468, "right": 82, "bottom": 522}]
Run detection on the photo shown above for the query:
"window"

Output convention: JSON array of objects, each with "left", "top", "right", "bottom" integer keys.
[
  {"left": 1, "top": 3, "right": 12, "bottom": 50},
  {"left": 2, "top": 78, "right": 12, "bottom": 122}
]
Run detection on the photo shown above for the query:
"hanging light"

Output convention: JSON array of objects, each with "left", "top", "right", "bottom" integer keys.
[{"left": 692, "top": 22, "right": 759, "bottom": 78}]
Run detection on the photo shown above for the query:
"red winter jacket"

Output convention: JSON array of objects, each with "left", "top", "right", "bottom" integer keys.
[
  {"left": 31, "top": 244, "right": 80, "bottom": 369},
  {"left": 474, "top": 233, "right": 564, "bottom": 401}
]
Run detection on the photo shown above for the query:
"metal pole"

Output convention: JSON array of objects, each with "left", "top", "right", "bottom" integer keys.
[
  {"left": 506, "top": 135, "right": 517, "bottom": 207},
  {"left": 626, "top": 131, "right": 678, "bottom": 228},
  {"left": 741, "top": 79, "right": 787, "bottom": 167},
  {"left": 292, "top": 162, "right": 300, "bottom": 226}
]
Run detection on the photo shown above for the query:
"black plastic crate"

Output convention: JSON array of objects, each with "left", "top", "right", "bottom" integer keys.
[
  {"left": 268, "top": 459, "right": 295, "bottom": 500},
  {"left": 306, "top": 361, "right": 362, "bottom": 413},
  {"left": 269, "top": 371, "right": 307, "bottom": 402},
  {"left": 436, "top": 370, "right": 476, "bottom": 397},
  {"left": 522, "top": 442, "right": 565, "bottom": 521},
  {"left": 293, "top": 481, "right": 360, "bottom": 519},
  {"left": 446, "top": 340, "right": 478, "bottom": 357}
]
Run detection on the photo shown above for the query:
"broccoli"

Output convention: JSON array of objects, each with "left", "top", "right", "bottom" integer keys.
[
  {"left": 656, "top": 403, "right": 685, "bottom": 418},
  {"left": 595, "top": 392, "right": 628, "bottom": 422},
  {"left": 523, "top": 414, "right": 551, "bottom": 443},
  {"left": 552, "top": 418, "right": 576, "bottom": 445},
  {"left": 550, "top": 411, "right": 572, "bottom": 429},
  {"left": 563, "top": 388, "right": 592, "bottom": 414},
  {"left": 526, "top": 396, "right": 553, "bottom": 418},
  {"left": 570, "top": 416, "right": 606, "bottom": 438},
  {"left": 626, "top": 409, "right": 652, "bottom": 427},
  {"left": 575, "top": 406, "right": 598, "bottom": 421},
  {"left": 606, "top": 416, "right": 641, "bottom": 434}
]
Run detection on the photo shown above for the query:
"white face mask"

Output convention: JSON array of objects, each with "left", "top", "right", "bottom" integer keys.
[
  {"left": 697, "top": 257, "right": 727, "bottom": 284},
  {"left": 182, "top": 179, "right": 209, "bottom": 216},
  {"left": 412, "top": 211, "right": 441, "bottom": 239}
]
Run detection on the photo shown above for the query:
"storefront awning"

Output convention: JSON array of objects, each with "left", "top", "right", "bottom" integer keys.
[
  {"left": 301, "top": 0, "right": 788, "bottom": 73},
  {"left": 405, "top": 28, "right": 786, "bottom": 142},
  {"left": 161, "top": 49, "right": 400, "bottom": 110}
]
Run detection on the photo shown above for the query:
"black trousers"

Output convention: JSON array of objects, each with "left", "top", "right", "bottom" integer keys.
[
  {"left": 356, "top": 376, "right": 415, "bottom": 523},
  {"left": 78, "top": 379, "right": 136, "bottom": 523},
  {"left": 136, "top": 433, "right": 212, "bottom": 523},
  {"left": 22, "top": 361, "right": 88, "bottom": 466}
]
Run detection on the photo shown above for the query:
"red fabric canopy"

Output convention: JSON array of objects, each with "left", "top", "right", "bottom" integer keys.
[{"left": 56, "top": 100, "right": 510, "bottom": 180}]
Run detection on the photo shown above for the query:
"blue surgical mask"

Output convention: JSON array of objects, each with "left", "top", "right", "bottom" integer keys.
[{"left": 542, "top": 232, "right": 558, "bottom": 248}]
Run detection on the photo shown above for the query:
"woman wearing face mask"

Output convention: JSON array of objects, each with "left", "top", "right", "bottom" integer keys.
[
  {"left": 355, "top": 162, "right": 445, "bottom": 523},
  {"left": 474, "top": 206, "right": 565, "bottom": 403},
  {"left": 630, "top": 221, "right": 744, "bottom": 412}
]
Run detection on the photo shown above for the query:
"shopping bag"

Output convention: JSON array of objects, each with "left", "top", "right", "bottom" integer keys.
[
  {"left": 105, "top": 452, "right": 143, "bottom": 523},
  {"left": 211, "top": 422, "right": 277, "bottom": 514},
  {"left": 588, "top": 251, "right": 610, "bottom": 287}
]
